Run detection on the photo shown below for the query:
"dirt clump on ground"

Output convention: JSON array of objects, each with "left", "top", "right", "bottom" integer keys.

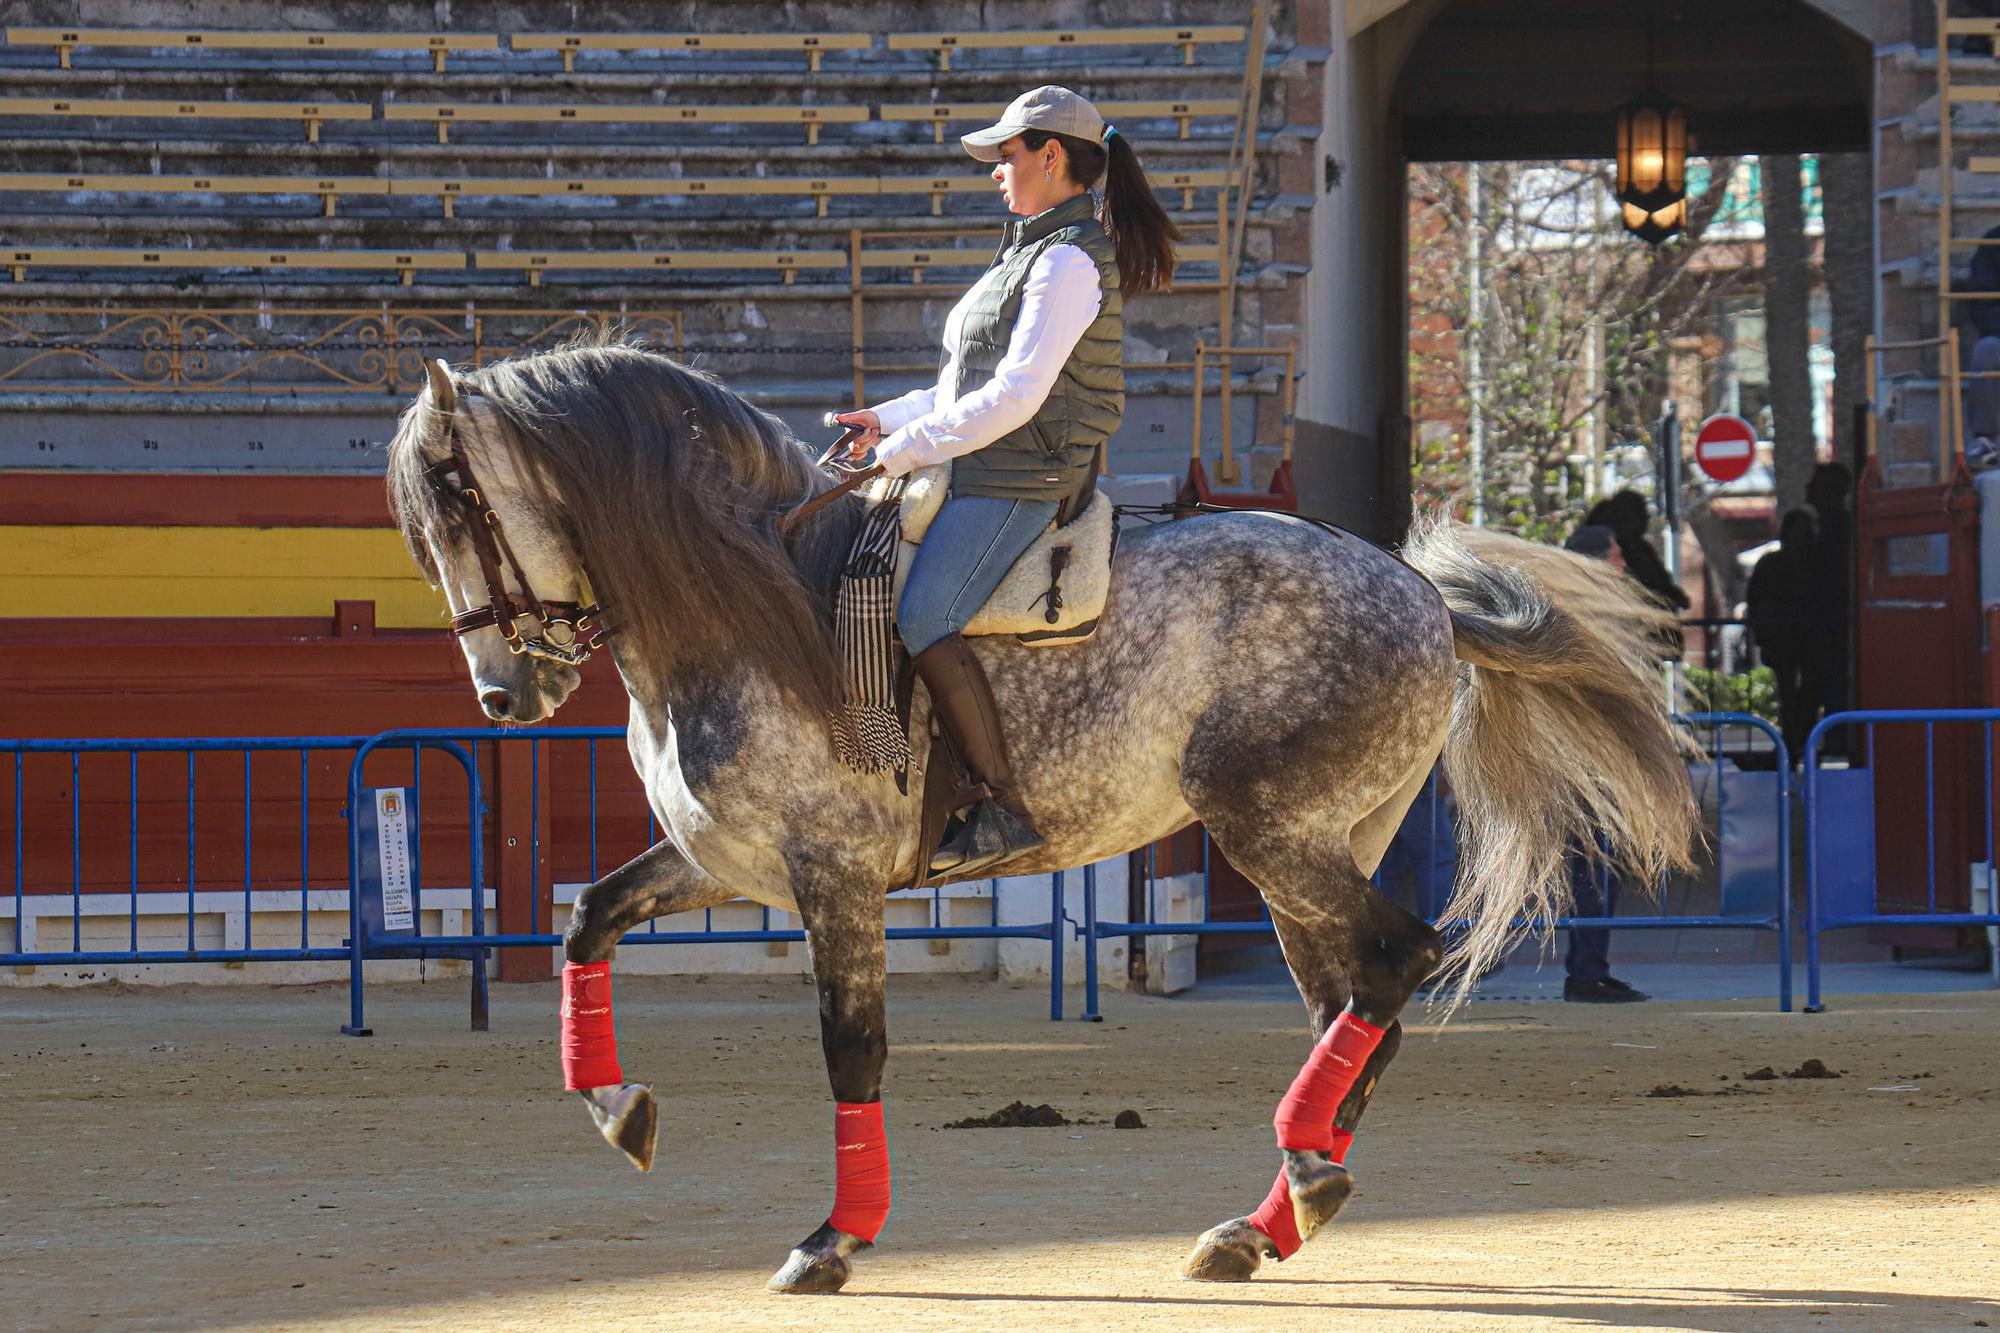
[{"left": 945, "top": 1100, "right": 1072, "bottom": 1128}]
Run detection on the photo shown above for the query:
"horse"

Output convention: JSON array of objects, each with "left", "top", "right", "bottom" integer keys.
[{"left": 385, "top": 342, "right": 1696, "bottom": 1293}]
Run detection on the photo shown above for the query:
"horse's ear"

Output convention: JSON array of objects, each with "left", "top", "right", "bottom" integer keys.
[{"left": 427, "top": 358, "right": 457, "bottom": 417}]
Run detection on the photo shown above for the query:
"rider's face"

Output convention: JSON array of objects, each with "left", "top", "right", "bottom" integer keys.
[{"left": 992, "top": 137, "right": 1063, "bottom": 217}]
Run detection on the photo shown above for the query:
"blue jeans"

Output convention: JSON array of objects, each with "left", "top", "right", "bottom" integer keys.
[
  {"left": 1565, "top": 847, "right": 1619, "bottom": 982},
  {"left": 898, "top": 495, "right": 1060, "bottom": 656}
]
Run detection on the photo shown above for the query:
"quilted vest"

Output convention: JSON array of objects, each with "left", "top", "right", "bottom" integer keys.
[{"left": 945, "top": 192, "right": 1123, "bottom": 504}]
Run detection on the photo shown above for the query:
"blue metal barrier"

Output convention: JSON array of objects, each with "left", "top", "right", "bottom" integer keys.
[
  {"left": 3, "top": 736, "right": 367, "bottom": 969},
  {"left": 1081, "top": 712, "right": 1793, "bottom": 1014},
  {"left": 1804, "top": 708, "right": 2000, "bottom": 1011},
  {"left": 342, "top": 727, "right": 1068, "bottom": 1035}
]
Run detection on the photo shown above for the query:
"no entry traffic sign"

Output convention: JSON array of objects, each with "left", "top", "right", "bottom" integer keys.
[{"left": 1693, "top": 413, "right": 1757, "bottom": 484}]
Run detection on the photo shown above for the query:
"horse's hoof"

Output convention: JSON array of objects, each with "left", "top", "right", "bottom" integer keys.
[
  {"left": 582, "top": 1083, "right": 658, "bottom": 1172},
  {"left": 767, "top": 1224, "right": 868, "bottom": 1294},
  {"left": 1180, "top": 1218, "right": 1273, "bottom": 1282},
  {"left": 1284, "top": 1151, "right": 1355, "bottom": 1243}
]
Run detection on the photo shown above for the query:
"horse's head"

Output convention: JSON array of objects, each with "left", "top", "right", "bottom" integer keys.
[{"left": 388, "top": 359, "right": 592, "bottom": 723}]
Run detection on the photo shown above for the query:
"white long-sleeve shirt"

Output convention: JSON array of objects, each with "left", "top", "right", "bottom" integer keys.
[{"left": 869, "top": 242, "right": 1104, "bottom": 478}]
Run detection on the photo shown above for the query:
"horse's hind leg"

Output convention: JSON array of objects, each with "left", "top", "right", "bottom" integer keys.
[{"left": 1181, "top": 834, "right": 1440, "bottom": 1282}]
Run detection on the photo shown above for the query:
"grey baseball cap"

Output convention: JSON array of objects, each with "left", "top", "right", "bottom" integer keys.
[{"left": 960, "top": 85, "right": 1106, "bottom": 161}]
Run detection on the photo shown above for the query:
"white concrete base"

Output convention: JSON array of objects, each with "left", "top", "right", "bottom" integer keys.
[{"left": 1, "top": 860, "right": 1147, "bottom": 989}]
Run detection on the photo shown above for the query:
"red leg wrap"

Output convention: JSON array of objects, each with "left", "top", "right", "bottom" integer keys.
[
  {"left": 1272, "top": 1013, "right": 1384, "bottom": 1152},
  {"left": 828, "top": 1101, "right": 892, "bottom": 1242},
  {"left": 559, "top": 961, "right": 625, "bottom": 1091},
  {"left": 1247, "top": 1128, "right": 1355, "bottom": 1259}
]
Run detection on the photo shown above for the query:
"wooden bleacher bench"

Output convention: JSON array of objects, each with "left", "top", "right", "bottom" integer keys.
[
  {"left": 5, "top": 247, "right": 463, "bottom": 285},
  {"left": 4, "top": 27, "right": 498, "bottom": 72},
  {"left": 888, "top": 25, "right": 1245, "bottom": 72},
  {"left": 392, "top": 175, "right": 878, "bottom": 218},
  {"left": 0, "top": 96, "right": 371, "bottom": 143},
  {"left": 857, "top": 241, "right": 1221, "bottom": 283},
  {"left": 877, "top": 168, "right": 1240, "bottom": 215},
  {"left": 474, "top": 249, "right": 846, "bottom": 286},
  {"left": 0, "top": 171, "right": 1230, "bottom": 222},
  {"left": 509, "top": 32, "right": 870, "bottom": 73},
  {"left": 384, "top": 101, "right": 869, "bottom": 145},
  {"left": 880, "top": 99, "right": 1238, "bottom": 144},
  {"left": 0, "top": 172, "right": 386, "bottom": 217}
]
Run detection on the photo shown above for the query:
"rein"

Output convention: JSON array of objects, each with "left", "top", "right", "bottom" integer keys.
[{"left": 424, "top": 384, "right": 610, "bottom": 667}]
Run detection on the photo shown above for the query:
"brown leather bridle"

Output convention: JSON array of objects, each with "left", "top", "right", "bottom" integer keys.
[{"left": 424, "top": 374, "right": 609, "bottom": 667}]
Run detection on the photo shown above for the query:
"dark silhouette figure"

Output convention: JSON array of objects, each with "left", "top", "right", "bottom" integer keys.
[
  {"left": 1747, "top": 508, "right": 1824, "bottom": 761},
  {"left": 1585, "top": 489, "right": 1688, "bottom": 656},
  {"left": 1556, "top": 524, "right": 1647, "bottom": 1003}
]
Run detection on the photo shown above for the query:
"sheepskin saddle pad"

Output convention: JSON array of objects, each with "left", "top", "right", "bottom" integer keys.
[{"left": 859, "top": 462, "right": 1113, "bottom": 648}]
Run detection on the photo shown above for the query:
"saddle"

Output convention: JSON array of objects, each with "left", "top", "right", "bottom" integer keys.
[{"left": 860, "top": 461, "right": 1115, "bottom": 648}]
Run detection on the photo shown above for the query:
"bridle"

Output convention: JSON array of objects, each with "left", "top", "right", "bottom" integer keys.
[{"left": 423, "top": 379, "right": 609, "bottom": 667}]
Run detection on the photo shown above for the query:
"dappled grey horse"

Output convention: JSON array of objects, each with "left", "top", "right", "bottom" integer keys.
[{"left": 387, "top": 343, "right": 1695, "bottom": 1293}]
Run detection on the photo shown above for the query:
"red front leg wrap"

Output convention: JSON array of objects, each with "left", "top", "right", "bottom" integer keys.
[
  {"left": 1272, "top": 1012, "right": 1384, "bottom": 1151},
  {"left": 828, "top": 1101, "right": 892, "bottom": 1243},
  {"left": 1247, "top": 1128, "right": 1354, "bottom": 1259},
  {"left": 559, "top": 961, "right": 626, "bottom": 1091}
]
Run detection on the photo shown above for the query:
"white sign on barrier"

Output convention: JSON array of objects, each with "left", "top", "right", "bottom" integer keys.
[{"left": 374, "top": 787, "right": 414, "bottom": 931}]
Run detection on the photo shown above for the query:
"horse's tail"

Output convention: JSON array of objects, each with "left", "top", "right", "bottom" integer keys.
[{"left": 1401, "top": 514, "right": 1699, "bottom": 1009}]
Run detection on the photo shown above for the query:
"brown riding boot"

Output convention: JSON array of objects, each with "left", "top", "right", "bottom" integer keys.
[{"left": 913, "top": 634, "right": 1045, "bottom": 877}]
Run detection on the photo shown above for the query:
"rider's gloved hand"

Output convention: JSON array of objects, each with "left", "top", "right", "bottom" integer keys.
[{"left": 832, "top": 410, "right": 882, "bottom": 458}]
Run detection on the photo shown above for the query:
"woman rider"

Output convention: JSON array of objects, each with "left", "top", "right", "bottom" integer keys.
[{"left": 835, "top": 85, "right": 1180, "bottom": 878}]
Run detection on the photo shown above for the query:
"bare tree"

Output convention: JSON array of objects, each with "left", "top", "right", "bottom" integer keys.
[
  {"left": 1819, "top": 151, "right": 1873, "bottom": 476},
  {"left": 1761, "top": 152, "right": 1817, "bottom": 516},
  {"left": 1408, "top": 158, "right": 1756, "bottom": 540}
]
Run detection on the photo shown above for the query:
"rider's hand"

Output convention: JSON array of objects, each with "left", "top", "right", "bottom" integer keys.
[{"left": 834, "top": 410, "right": 883, "bottom": 457}]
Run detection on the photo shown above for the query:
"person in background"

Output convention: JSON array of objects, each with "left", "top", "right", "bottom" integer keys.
[
  {"left": 1746, "top": 508, "right": 1823, "bottom": 762},
  {"left": 1585, "top": 489, "right": 1690, "bottom": 654},
  {"left": 1961, "top": 222, "right": 2000, "bottom": 469},
  {"left": 1558, "top": 524, "right": 1648, "bottom": 1003}
]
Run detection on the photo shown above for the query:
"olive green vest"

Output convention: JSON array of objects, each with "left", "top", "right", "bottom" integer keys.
[{"left": 947, "top": 192, "right": 1123, "bottom": 504}]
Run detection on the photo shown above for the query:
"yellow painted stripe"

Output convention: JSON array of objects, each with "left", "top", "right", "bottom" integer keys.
[{"left": 4, "top": 526, "right": 450, "bottom": 627}]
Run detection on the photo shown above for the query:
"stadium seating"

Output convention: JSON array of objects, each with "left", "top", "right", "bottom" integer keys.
[
  {"left": 887, "top": 25, "right": 1245, "bottom": 71},
  {"left": 509, "top": 32, "right": 870, "bottom": 73},
  {"left": 0, "top": 172, "right": 387, "bottom": 217},
  {"left": 880, "top": 99, "right": 1238, "bottom": 143},
  {"left": 473, "top": 249, "right": 848, "bottom": 285},
  {"left": 382, "top": 100, "right": 871, "bottom": 145},
  {"left": 0, "top": 96, "right": 370, "bottom": 143},
  {"left": 4, "top": 26, "right": 498, "bottom": 72},
  {"left": 5, "top": 248, "right": 464, "bottom": 284}
]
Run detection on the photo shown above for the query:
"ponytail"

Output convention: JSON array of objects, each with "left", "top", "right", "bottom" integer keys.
[{"left": 1026, "top": 128, "right": 1182, "bottom": 298}]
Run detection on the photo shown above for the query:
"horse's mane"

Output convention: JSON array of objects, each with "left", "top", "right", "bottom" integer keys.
[{"left": 386, "top": 338, "right": 858, "bottom": 712}]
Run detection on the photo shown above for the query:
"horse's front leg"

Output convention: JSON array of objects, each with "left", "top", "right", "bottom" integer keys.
[
  {"left": 561, "top": 839, "right": 735, "bottom": 1171},
  {"left": 768, "top": 881, "right": 889, "bottom": 1295}
]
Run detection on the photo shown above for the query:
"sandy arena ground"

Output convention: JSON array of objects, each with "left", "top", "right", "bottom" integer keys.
[{"left": 2, "top": 974, "right": 1997, "bottom": 1331}]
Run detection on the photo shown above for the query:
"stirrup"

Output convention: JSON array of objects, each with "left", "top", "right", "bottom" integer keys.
[{"left": 929, "top": 798, "right": 1044, "bottom": 878}]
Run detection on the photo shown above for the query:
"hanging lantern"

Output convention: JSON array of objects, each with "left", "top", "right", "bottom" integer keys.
[{"left": 1616, "top": 89, "right": 1689, "bottom": 244}]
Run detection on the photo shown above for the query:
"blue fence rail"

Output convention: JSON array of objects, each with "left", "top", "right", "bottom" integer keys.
[
  {"left": 341, "top": 728, "right": 1069, "bottom": 1035},
  {"left": 3, "top": 736, "right": 368, "bottom": 968},
  {"left": 55, "top": 709, "right": 2000, "bottom": 1024},
  {"left": 1081, "top": 712, "right": 1795, "bottom": 1013},
  {"left": 1805, "top": 708, "right": 2000, "bottom": 1011}
]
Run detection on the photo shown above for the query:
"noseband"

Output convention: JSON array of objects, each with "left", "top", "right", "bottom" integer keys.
[{"left": 423, "top": 394, "right": 609, "bottom": 666}]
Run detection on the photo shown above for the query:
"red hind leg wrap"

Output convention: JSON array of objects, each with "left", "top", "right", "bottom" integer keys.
[
  {"left": 828, "top": 1101, "right": 892, "bottom": 1242},
  {"left": 1272, "top": 1012, "right": 1384, "bottom": 1152},
  {"left": 1247, "top": 1128, "right": 1354, "bottom": 1259},
  {"left": 560, "top": 961, "right": 625, "bottom": 1091}
]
